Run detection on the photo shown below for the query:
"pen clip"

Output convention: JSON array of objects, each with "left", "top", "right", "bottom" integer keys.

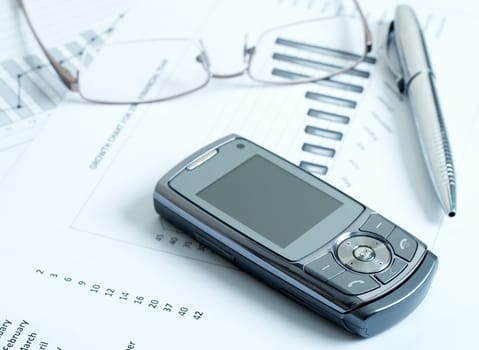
[{"left": 384, "top": 22, "right": 406, "bottom": 93}]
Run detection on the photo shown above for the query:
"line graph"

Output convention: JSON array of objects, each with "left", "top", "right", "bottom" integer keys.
[{"left": 0, "top": 12, "right": 126, "bottom": 151}]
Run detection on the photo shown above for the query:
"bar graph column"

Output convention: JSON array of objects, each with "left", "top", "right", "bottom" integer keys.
[
  {"left": 0, "top": 79, "right": 34, "bottom": 118},
  {"left": 268, "top": 36, "right": 378, "bottom": 177},
  {"left": 2, "top": 60, "right": 57, "bottom": 112},
  {"left": 24, "top": 54, "right": 68, "bottom": 100},
  {"left": 0, "top": 11, "right": 126, "bottom": 151}
]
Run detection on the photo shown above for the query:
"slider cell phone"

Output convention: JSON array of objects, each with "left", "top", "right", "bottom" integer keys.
[{"left": 153, "top": 134, "right": 437, "bottom": 337}]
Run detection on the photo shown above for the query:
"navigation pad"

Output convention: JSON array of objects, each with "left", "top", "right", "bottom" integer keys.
[
  {"left": 337, "top": 235, "right": 391, "bottom": 274},
  {"left": 303, "top": 213, "right": 422, "bottom": 296}
]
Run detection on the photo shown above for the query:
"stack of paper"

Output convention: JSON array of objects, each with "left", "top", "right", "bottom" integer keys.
[{"left": 0, "top": 0, "right": 477, "bottom": 348}]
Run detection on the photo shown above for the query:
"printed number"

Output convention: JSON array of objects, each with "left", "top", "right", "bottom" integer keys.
[
  {"left": 105, "top": 288, "right": 115, "bottom": 297},
  {"left": 90, "top": 284, "right": 100, "bottom": 293},
  {"left": 33, "top": 268, "right": 204, "bottom": 321},
  {"left": 148, "top": 300, "right": 159, "bottom": 309}
]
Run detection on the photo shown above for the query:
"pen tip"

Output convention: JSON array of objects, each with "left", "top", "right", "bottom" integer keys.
[{"left": 448, "top": 211, "right": 456, "bottom": 218}]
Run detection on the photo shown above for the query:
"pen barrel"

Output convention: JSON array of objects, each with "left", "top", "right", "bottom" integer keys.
[
  {"left": 394, "top": 6, "right": 432, "bottom": 85},
  {"left": 407, "top": 72, "right": 456, "bottom": 214}
]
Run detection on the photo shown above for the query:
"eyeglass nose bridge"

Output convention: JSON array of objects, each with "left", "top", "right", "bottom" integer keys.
[{"left": 196, "top": 36, "right": 253, "bottom": 79}]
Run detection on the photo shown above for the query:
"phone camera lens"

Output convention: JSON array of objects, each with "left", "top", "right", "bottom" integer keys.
[{"left": 236, "top": 143, "right": 245, "bottom": 149}]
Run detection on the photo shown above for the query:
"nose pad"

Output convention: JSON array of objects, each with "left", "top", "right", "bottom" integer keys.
[
  {"left": 383, "top": 22, "right": 405, "bottom": 93},
  {"left": 243, "top": 34, "right": 256, "bottom": 64},
  {"left": 195, "top": 40, "right": 211, "bottom": 72},
  {"left": 196, "top": 54, "right": 208, "bottom": 70}
]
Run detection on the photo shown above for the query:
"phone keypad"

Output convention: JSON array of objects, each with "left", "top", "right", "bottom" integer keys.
[{"left": 303, "top": 213, "right": 422, "bottom": 296}]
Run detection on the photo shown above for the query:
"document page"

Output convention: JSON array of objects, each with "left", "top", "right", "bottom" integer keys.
[{"left": 0, "top": 0, "right": 478, "bottom": 348}]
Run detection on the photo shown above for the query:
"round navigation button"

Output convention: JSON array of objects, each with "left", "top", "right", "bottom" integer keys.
[
  {"left": 337, "top": 235, "right": 392, "bottom": 274},
  {"left": 353, "top": 245, "right": 376, "bottom": 262}
]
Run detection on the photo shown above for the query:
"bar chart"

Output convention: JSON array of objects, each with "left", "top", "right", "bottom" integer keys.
[
  {"left": 269, "top": 37, "right": 376, "bottom": 176},
  {"left": 0, "top": 13, "right": 126, "bottom": 152}
]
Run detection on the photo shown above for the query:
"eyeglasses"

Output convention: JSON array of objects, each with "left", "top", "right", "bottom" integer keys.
[{"left": 19, "top": 0, "right": 372, "bottom": 104}]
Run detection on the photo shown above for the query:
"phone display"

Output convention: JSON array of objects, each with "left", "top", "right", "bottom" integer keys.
[
  {"left": 197, "top": 154, "right": 344, "bottom": 248},
  {"left": 154, "top": 134, "right": 438, "bottom": 337}
]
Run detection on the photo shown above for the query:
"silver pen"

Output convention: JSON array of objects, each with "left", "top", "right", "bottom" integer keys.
[{"left": 391, "top": 5, "right": 456, "bottom": 217}]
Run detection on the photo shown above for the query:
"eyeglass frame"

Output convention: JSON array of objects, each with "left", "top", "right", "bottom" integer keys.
[{"left": 18, "top": 0, "right": 372, "bottom": 104}]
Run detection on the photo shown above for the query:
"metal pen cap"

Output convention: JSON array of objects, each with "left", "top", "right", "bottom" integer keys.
[{"left": 393, "top": 5, "right": 456, "bottom": 217}]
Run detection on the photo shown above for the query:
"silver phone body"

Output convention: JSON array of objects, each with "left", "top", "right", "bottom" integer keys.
[{"left": 154, "top": 134, "right": 437, "bottom": 337}]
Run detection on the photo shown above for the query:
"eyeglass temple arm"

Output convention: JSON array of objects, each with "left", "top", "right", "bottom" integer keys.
[
  {"left": 352, "top": 0, "right": 373, "bottom": 53},
  {"left": 17, "top": 0, "right": 79, "bottom": 92}
]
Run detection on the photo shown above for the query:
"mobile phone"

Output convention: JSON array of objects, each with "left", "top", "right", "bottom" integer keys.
[{"left": 153, "top": 134, "right": 437, "bottom": 337}]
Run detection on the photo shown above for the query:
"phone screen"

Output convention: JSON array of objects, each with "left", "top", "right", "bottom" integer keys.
[{"left": 197, "top": 155, "right": 343, "bottom": 248}]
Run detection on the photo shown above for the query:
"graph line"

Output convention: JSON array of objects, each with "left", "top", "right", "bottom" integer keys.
[{"left": 0, "top": 12, "right": 126, "bottom": 119}]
